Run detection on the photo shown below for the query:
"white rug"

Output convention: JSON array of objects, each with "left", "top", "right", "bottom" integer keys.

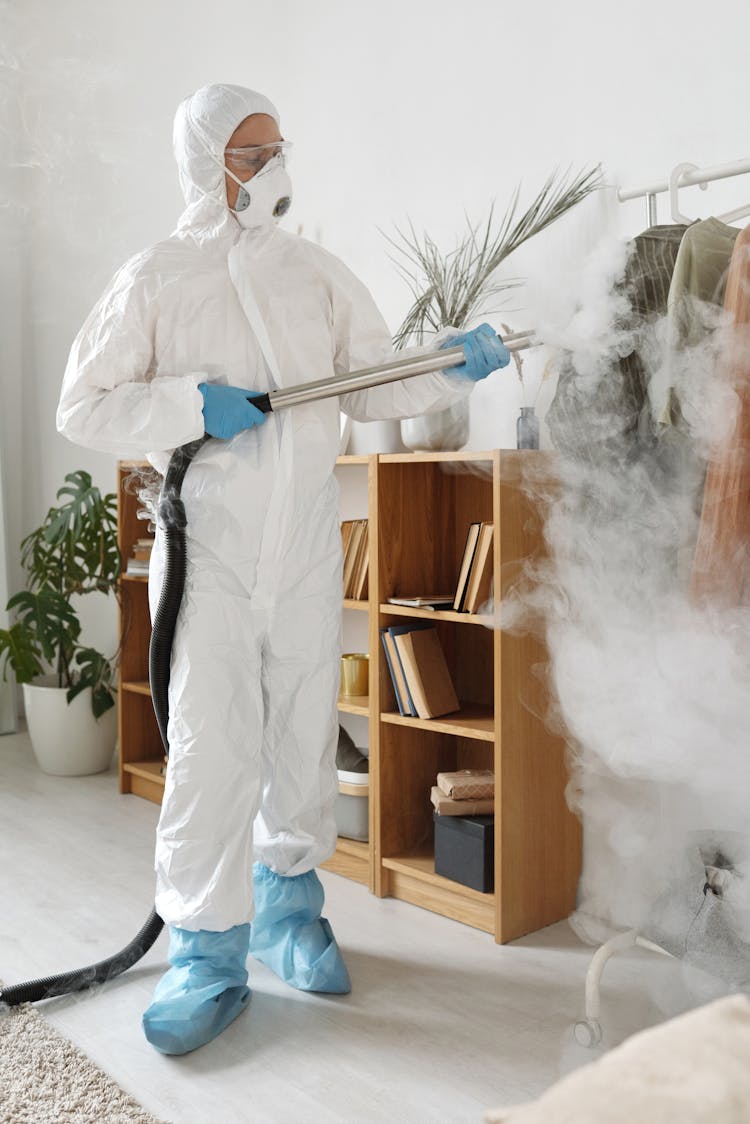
[{"left": 0, "top": 1004, "right": 167, "bottom": 1124}]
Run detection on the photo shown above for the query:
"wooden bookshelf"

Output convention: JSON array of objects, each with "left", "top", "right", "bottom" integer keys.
[
  {"left": 371, "top": 450, "right": 580, "bottom": 942},
  {"left": 117, "top": 451, "right": 581, "bottom": 943}
]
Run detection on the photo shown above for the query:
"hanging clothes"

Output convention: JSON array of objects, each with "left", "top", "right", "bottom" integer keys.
[
  {"left": 657, "top": 217, "right": 739, "bottom": 429},
  {"left": 547, "top": 225, "right": 688, "bottom": 463},
  {"left": 690, "top": 225, "right": 750, "bottom": 607}
]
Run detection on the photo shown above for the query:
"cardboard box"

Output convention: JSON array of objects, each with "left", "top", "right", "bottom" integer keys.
[
  {"left": 436, "top": 769, "right": 495, "bottom": 801},
  {"left": 434, "top": 811, "right": 494, "bottom": 893}
]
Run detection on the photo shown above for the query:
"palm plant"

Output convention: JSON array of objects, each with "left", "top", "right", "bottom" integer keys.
[
  {"left": 385, "top": 166, "right": 601, "bottom": 348},
  {"left": 0, "top": 470, "right": 122, "bottom": 717}
]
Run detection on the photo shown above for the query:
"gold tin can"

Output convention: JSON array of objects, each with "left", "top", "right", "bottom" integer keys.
[{"left": 340, "top": 653, "right": 369, "bottom": 697}]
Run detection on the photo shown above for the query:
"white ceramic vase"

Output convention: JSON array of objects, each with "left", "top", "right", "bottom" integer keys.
[
  {"left": 22, "top": 675, "right": 117, "bottom": 776},
  {"left": 400, "top": 399, "right": 470, "bottom": 452}
]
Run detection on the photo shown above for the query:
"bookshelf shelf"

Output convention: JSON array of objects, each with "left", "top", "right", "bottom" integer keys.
[
  {"left": 118, "top": 451, "right": 580, "bottom": 943},
  {"left": 122, "top": 574, "right": 149, "bottom": 584},
  {"left": 381, "top": 705, "right": 494, "bottom": 741},
  {"left": 338, "top": 780, "right": 368, "bottom": 797},
  {"left": 121, "top": 680, "right": 152, "bottom": 697},
  {"left": 381, "top": 854, "right": 495, "bottom": 933},
  {"left": 123, "top": 759, "right": 164, "bottom": 781},
  {"left": 321, "top": 835, "right": 369, "bottom": 886},
  {"left": 380, "top": 604, "right": 491, "bottom": 626},
  {"left": 338, "top": 694, "right": 369, "bottom": 716},
  {"left": 122, "top": 759, "right": 165, "bottom": 803}
]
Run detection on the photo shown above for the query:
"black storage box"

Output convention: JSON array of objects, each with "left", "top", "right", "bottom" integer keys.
[{"left": 433, "top": 812, "right": 495, "bottom": 893}]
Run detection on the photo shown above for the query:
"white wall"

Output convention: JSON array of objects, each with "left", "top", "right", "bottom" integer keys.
[{"left": 3, "top": 0, "right": 750, "bottom": 629}]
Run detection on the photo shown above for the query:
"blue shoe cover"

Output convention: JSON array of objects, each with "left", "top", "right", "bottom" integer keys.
[
  {"left": 249, "top": 864, "right": 351, "bottom": 994},
  {"left": 142, "top": 924, "right": 251, "bottom": 1055}
]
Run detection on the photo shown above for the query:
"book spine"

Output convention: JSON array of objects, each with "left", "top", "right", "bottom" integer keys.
[
  {"left": 393, "top": 631, "right": 430, "bottom": 719},
  {"left": 380, "top": 629, "right": 407, "bottom": 717}
]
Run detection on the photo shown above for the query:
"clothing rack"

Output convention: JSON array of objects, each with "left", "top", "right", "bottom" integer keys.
[
  {"left": 618, "top": 157, "right": 750, "bottom": 225},
  {"left": 574, "top": 168, "right": 750, "bottom": 1044}
]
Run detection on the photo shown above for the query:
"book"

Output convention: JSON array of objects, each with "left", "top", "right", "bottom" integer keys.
[
  {"left": 436, "top": 770, "right": 495, "bottom": 801},
  {"left": 126, "top": 559, "right": 150, "bottom": 575},
  {"left": 453, "top": 522, "right": 482, "bottom": 611},
  {"left": 463, "top": 523, "right": 494, "bottom": 614},
  {"left": 386, "top": 596, "right": 454, "bottom": 609},
  {"left": 385, "top": 622, "right": 434, "bottom": 717},
  {"left": 341, "top": 520, "right": 355, "bottom": 562},
  {"left": 431, "top": 786, "right": 495, "bottom": 816},
  {"left": 352, "top": 522, "right": 370, "bottom": 600},
  {"left": 380, "top": 628, "right": 408, "bottom": 716},
  {"left": 343, "top": 519, "right": 366, "bottom": 598},
  {"left": 393, "top": 627, "right": 459, "bottom": 719}
]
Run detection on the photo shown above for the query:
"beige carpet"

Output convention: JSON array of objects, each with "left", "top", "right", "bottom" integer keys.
[{"left": 0, "top": 1004, "right": 168, "bottom": 1124}]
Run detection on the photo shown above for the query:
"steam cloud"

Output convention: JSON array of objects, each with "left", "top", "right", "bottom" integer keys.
[{"left": 517, "top": 232, "right": 750, "bottom": 988}]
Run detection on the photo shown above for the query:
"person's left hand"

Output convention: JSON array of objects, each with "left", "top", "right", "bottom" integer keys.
[{"left": 440, "top": 323, "right": 511, "bottom": 382}]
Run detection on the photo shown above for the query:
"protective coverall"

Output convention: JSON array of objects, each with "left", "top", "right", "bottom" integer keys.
[
  {"left": 57, "top": 83, "right": 496, "bottom": 1052},
  {"left": 57, "top": 81, "right": 474, "bottom": 921}
]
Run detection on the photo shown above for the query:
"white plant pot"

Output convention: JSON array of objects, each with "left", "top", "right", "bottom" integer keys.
[{"left": 22, "top": 675, "right": 117, "bottom": 776}]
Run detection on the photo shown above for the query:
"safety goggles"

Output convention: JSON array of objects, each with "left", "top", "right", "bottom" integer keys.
[{"left": 223, "top": 140, "right": 292, "bottom": 178}]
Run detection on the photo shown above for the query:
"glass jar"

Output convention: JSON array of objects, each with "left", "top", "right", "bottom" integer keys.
[{"left": 516, "top": 406, "right": 540, "bottom": 450}]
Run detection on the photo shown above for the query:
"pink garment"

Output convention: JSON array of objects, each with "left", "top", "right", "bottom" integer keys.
[{"left": 691, "top": 226, "right": 750, "bottom": 607}]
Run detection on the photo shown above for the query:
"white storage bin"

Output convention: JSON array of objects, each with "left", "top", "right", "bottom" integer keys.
[{"left": 335, "top": 784, "right": 369, "bottom": 842}]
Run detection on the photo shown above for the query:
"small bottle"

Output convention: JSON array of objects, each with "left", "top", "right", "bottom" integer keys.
[{"left": 516, "top": 406, "right": 539, "bottom": 450}]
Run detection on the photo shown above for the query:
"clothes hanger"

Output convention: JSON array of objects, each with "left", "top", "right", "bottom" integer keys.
[{"left": 669, "top": 162, "right": 708, "bottom": 224}]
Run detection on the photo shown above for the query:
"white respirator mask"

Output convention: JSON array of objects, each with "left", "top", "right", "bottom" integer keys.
[{"left": 225, "top": 153, "right": 293, "bottom": 230}]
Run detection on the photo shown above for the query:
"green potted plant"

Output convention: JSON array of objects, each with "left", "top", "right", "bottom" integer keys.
[
  {"left": 385, "top": 166, "right": 601, "bottom": 450},
  {"left": 0, "top": 470, "right": 122, "bottom": 775}
]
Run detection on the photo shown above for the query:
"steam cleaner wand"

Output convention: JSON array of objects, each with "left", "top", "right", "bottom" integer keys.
[{"left": 0, "top": 328, "right": 537, "bottom": 1008}]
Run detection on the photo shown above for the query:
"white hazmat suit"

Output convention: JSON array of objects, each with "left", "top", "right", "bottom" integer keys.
[{"left": 57, "top": 84, "right": 473, "bottom": 936}]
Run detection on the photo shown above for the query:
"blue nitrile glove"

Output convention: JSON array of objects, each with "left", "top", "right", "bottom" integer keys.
[
  {"left": 439, "top": 323, "right": 511, "bottom": 382},
  {"left": 198, "top": 383, "right": 268, "bottom": 440}
]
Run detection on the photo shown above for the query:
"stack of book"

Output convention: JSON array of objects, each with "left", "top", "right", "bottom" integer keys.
[
  {"left": 430, "top": 769, "right": 495, "bottom": 816},
  {"left": 341, "top": 519, "right": 369, "bottom": 600},
  {"left": 380, "top": 623, "right": 459, "bottom": 719},
  {"left": 126, "top": 536, "right": 154, "bottom": 576},
  {"left": 453, "top": 521, "right": 494, "bottom": 613}
]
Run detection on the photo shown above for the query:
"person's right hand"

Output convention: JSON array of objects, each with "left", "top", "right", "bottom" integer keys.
[{"left": 198, "top": 383, "right": 268, "bottom": 440}]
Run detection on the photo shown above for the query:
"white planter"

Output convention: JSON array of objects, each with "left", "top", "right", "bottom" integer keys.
[
  {"left": 400, "top": 399, "right": 471, "bottom": 452},
  {"left": 348, "top": 419, "right": 406, "bottom": 454},
  {"left": 22, "top": 675, "right": 116, "bottom": 776}
]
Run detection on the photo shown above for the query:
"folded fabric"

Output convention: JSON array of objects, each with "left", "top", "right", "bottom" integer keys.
[{"left": 336, "top": 725, "right": 369, "bottom": 777}]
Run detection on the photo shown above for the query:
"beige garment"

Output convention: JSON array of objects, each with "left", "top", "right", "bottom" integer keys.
[
  {"left": 690, "top": 225, "right": 750, "bottom": 606},
  {"left": 658, "top": 216, "right": 739, "bottom": 427},
  {"left": 486, "top": 995, "right": 750, "bottom": 1124}
]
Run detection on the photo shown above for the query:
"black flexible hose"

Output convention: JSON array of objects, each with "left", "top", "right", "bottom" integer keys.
[{"left": 0, "top": 436, "right": 210, "bottom": 1007}]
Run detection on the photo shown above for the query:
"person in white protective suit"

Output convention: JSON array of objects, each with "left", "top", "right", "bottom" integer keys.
[{"left": 57, "top": 83, "right": 510, "bottom": 1055}]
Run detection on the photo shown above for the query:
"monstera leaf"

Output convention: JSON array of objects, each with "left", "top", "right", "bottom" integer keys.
[
  {"left": 7, "top": 589, "right": 81, "bottom": 664},
  {"left": 67, "top": 647, "right": 116, "bottom": 718},
  {"left": 0, "top": 623, "right": 44, "bottom": 684},
  {"left": 21, "top": 470, "right": 120, "bottom": 595}
]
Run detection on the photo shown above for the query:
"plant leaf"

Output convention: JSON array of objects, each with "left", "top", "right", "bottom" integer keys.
[
  {"left": 388, "top": 165, "right": 601, "bottom": 347},
  {"left": 0, "top": 623, "right": 44, "bottom": 683},
  {"left": 8, "top": 589, "right": 81, "bottom": 662},
  {"left": 72, "top": 646, "right": 116, "bottom": 718}
]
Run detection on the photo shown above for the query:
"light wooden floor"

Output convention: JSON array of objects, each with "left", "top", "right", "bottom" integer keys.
[{"left": 0, "top": 730, "right": 721, "bottom": 1124}]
